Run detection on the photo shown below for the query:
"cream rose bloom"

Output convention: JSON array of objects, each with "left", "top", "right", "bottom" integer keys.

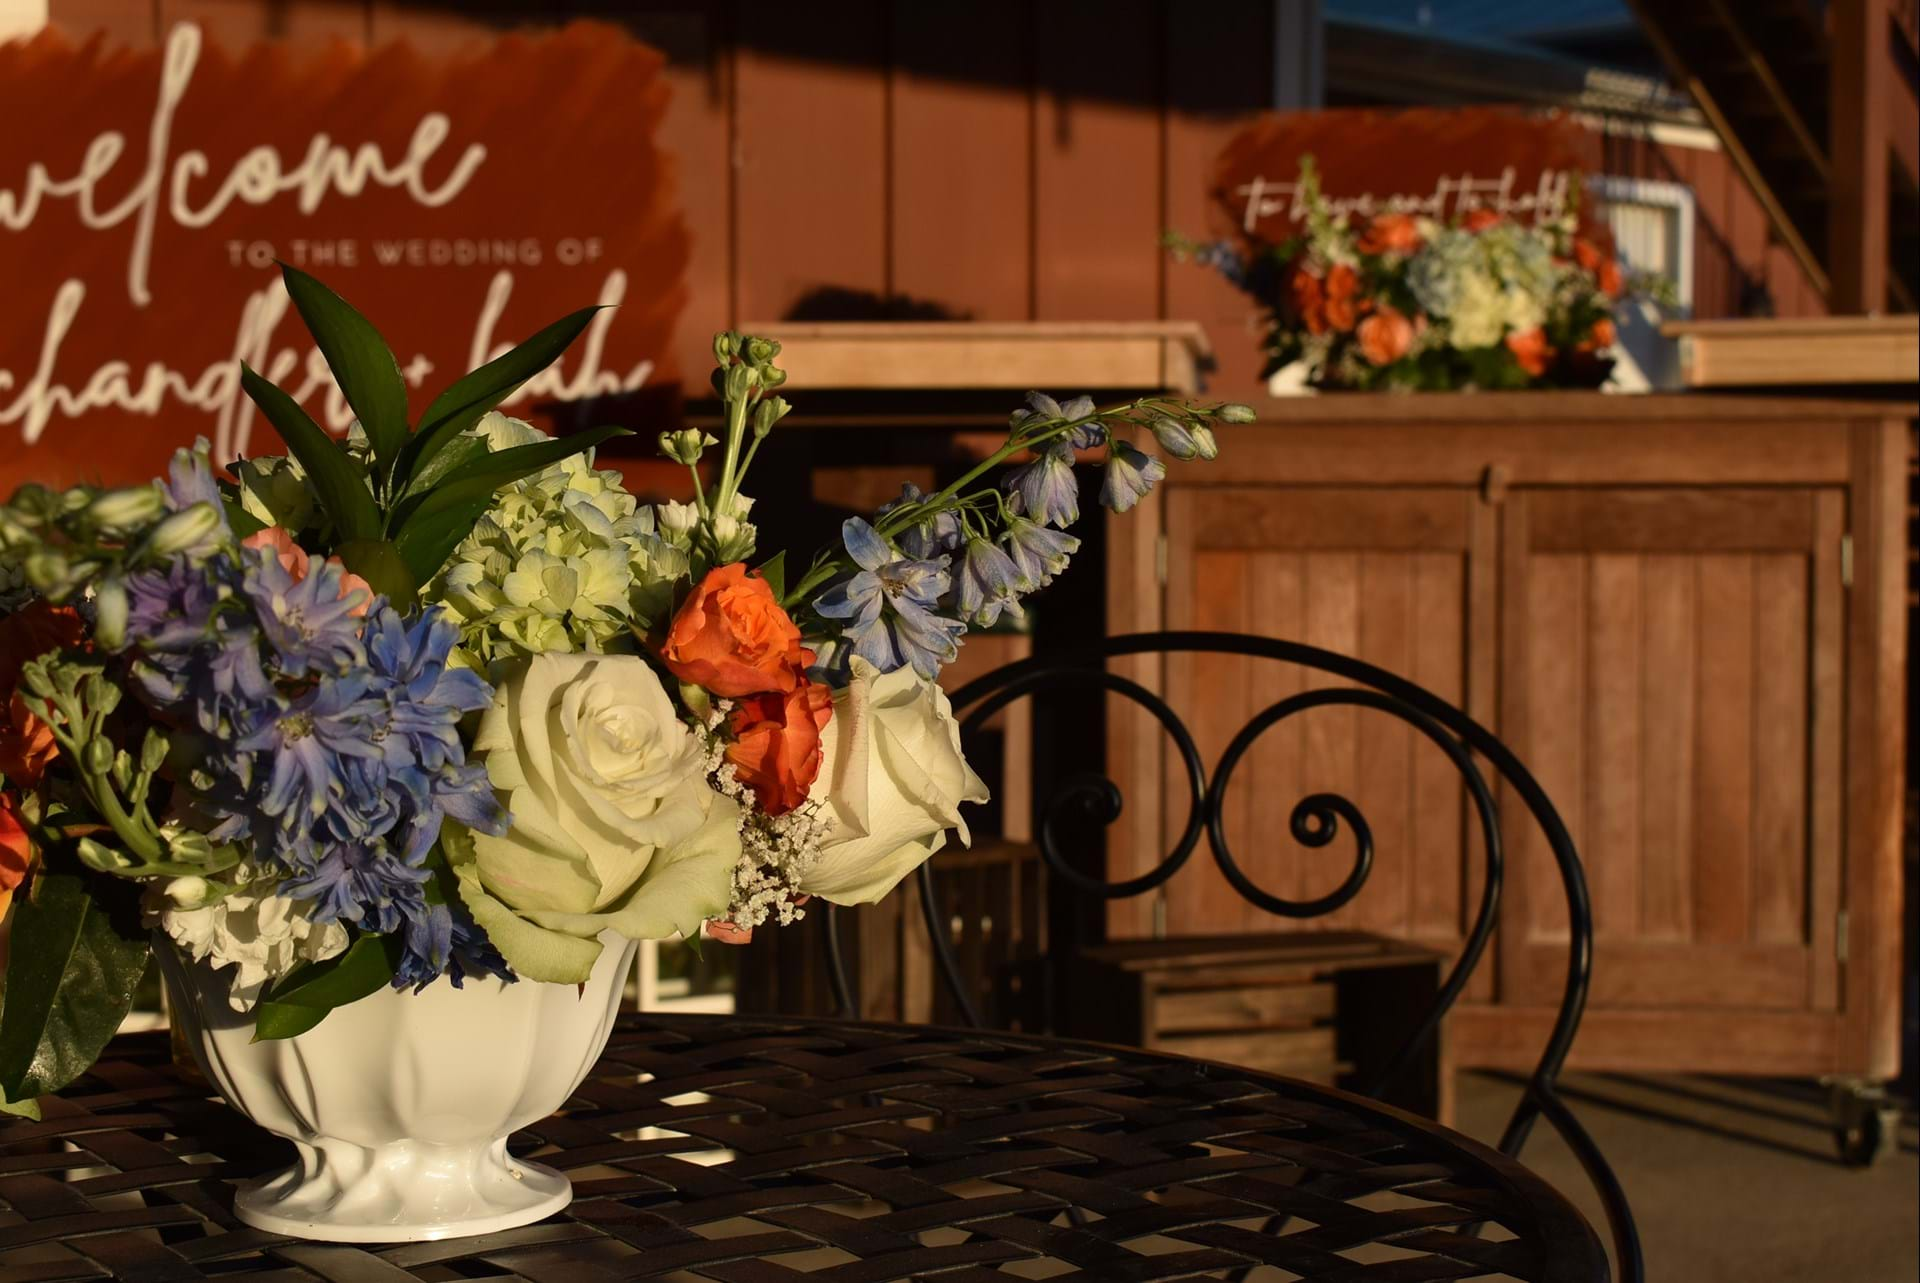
[
  {"left": 801, "top": 656, "right": 989, "bottom": 905},
  {"left": 450, "top": 652, "right": 741, "bottom": 983}
]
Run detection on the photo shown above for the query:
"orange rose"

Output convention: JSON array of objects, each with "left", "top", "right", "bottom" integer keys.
[
  {"left": 1573, "top": 238, "right": 1624, "bottom": 298},
  {"left": 1324, "top": 264, "right": 1362, "bottom": 332},
  {"left": 662, "top": 563, "right": 812, "bottom": 698},
  {"left": 0, "top": 602, "right": 88, "bottom": 788},
  {"left": 1289, "top": 267, "right": 1328, "bottom": 335},
  {"left": 0, "top": 793, "right": 34, "bottom": 920},
  {"left": 1585, "top": 317, "right": 1618, "bottom": 350},
  {"left": 1357, "top": 306, "right": 1415, "bottom": 365},
  {"left": 1461, "top": 208, "right": 1502, "bottom": 232},
  {"left": 1358, "top": 212, "right": 1421, "bottom": 255},
  {"left": 1505, "top": 327, "right": 1554, "bottom": 376},
  {"left": 726, "top": 679, "right": 833, "bottom": 815}
]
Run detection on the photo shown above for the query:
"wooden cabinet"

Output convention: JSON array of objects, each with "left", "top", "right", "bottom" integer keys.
[{"left": 1109, "top": 394, "right": 1911, "bottom": 1080}]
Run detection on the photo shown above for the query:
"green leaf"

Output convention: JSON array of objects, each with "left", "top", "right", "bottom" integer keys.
[
  {"left": 389, "top": 426, "right": 632, "bottom": 586},
  {"left": 239, "top": 363, "right": 380, "bottom": 543},
  {"left": 279, "top": 263, "right": 410, "bottom": 489},
  {"left": 0, "top": 867, "right": 151, "bottom": 1101},
  {"left": 755, "top": 550, "right": 786, "bottom": 600},
  {"left": 252, "top": 934, "right": 401, "bottom": 1042},
  {"left": 221, "top": 496, "right": 267, "bottom": 539},
  {"left": 334, "top": 538, "right": 419, "bottom": 608},
  {"left": 430, "top": 425, "right": 631, "bottom": 495},
  {"left": 397, "top": 306, "right": 604, "bottom": 489},
  {"left": 405, "top": 433, "right": 488, "bottom": 495}
]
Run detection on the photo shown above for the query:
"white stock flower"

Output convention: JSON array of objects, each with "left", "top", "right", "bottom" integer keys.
[
  {"left": 800, "top": 656, "right": 989, "bottom": 905},
  {"left": 148, "top": 871, "right": 349, "bottom": 1011},
  {"left": 451, "top": 652, "right": 741, "bottom": 982}
]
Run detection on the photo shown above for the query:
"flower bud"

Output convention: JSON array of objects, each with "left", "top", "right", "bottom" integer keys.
[
  {"left": 24, "top": 550, "right": 70, "bottom": 592},
  {"left": 744, "top": 336, "right": 781, "bottom": 365},
  {"left": 88, "top": 484, "right": 166, "bottom": 532},
  {"left": 658, "top": 429, "right": 716, "bottom": 465},
  {"left": 163, "top": 875, "right": 213, "bottom": 909},
  {"left": 77, "top": 838, "right": 136, "bottom": 874},
  {"left": 82, "top": 673, "right": 121, "bottom": 716},
  {"left": 724, "top": 363, "right": 759, "bottom": 401},
  {"left": 1147, "top": 415, "right": 1201, "bottom": 460},
  {"left": 83, "top": 736, "right": 115, "bottom": 777},
  {"left": 752, "top": 396, "right": 791, "bottom": 438},
  {"left": 141, "top": 728, "right": 170, "bottom": 773},
  {"left": 712, "top": 331, "right": 741, "bottom": 366},
  {"left": 92, "top": 578, "right": 128, "bottom": 650},
  {"left": 144, "top": 502, "right": 223, "bottom": 558},
  {"left": 164, "top": 827, "right": 214, "bottom": 865},
  {"left": 758, "top": 365, "right": 788, "bottom": 390},
  {"left": 1216, "top": 402, "right": 1256, "bottom": 423},
  {"left": 1189, "top": 425, "right": 1220, "bottom": 460},
  {"left": 655, "top": 500, "right": 700, "bottom": 543}
]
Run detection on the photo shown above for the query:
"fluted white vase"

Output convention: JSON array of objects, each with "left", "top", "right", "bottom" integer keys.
[{"left": 157, "top": 932, "right": 638, "bottom": 1243}]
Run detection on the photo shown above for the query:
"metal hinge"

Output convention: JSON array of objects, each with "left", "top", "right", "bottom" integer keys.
[
  {"left": 1155, "top": 532, "right": 1169, "bottom": 586},
  {"left": 1840, "top": 533, "right": 1853, "bottom": 589},
  {"left": 1836, "top": 909, "right": 1850, "bottom": 963}
]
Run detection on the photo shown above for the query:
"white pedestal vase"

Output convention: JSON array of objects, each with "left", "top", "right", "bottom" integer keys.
[{"left": 157, "top": 932, "right": 638, "bottom": 1243}]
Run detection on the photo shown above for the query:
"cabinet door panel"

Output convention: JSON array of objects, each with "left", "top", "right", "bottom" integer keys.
[
  {"left": 1146, "top": 487, "right": 1494, "bottom": 974},
  {"left": 1500, "top": 488, "right": 1843, "bottom": 1014}
]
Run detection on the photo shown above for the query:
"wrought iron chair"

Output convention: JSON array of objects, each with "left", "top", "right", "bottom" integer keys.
[{"left": 820, "top": 630, "right": 1643, "bottom": 1281}]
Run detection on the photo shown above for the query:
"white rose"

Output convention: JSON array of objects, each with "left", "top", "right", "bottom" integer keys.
[
  {"left": 801, "top": 656, "right": 989, "bottom": 905},
  {"left": 452, "top": 653, "right": 742, "bottom": 982},
  {"left": 147, "top": 872, "right": 349, "bottom": 1012}
]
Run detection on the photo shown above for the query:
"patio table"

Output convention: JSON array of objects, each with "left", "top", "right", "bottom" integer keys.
[{"left": 0, "top": 1013, "right": 1609, "bottom": 1282}]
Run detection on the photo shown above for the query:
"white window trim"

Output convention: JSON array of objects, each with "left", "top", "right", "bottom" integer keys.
[{"left": 1590, "top": 173, "right": 1696, "bottom": 314}]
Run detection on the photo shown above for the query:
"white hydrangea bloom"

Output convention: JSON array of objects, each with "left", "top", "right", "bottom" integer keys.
[
  {"left": 148, "top": 871, "right": 349, "bottom": 1011},
  {"left": 428, "top": 412, "right": 689, "bottom": 668}
]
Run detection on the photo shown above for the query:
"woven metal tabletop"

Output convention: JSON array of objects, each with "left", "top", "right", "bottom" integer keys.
[{"left": 0, "top": 1013, "right": 1606, "bottom": 1282}]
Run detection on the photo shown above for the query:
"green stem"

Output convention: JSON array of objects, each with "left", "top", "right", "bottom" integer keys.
[{"left": 712, "top": 387, "right": 750, "bottom": 514}]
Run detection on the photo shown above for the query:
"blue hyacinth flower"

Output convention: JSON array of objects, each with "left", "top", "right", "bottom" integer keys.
[
  {"left": 953, "top": 535, "right": 1026, "bottom": 628},
  {"left": 1003, "top": 441, "right": 1080, "bottom": 528},
  {"left": 1099, "top": 440, "right": 1167, "bottom": 514},
  {"left": 1001, "top": 515, "right": 1080, "bottom": 590},
  {"left": 813, "top": 517, "right": 965, "bottom": 680}
]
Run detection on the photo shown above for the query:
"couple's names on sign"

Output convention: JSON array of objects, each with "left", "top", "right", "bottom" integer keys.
[
  {"left": 0, "top": 21, "right": 688, "bottom": 483},
  {"left": 1234, "top": 166, "right": 1576, "bottom": 233},
  {"left": 1211, "top": 106, "right": 1600, "bottom": 246}
]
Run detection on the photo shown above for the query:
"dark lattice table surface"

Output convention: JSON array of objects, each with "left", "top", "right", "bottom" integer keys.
[{"left": 0, "top": 1014, "right": 1607, "bottom": 1282}]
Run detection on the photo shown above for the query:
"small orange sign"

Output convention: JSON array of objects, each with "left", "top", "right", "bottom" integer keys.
[
  {"left": 1212, "top": 106, "right": 1602, "bottom": 243},
  {"left": 0, "top": 21, "right": 688, "bottom": 492}
]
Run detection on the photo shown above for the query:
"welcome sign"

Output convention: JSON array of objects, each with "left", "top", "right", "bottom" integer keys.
[
  {"left": 0, "top": 21, "right": 688, "bottom": 492},
  {"left": 1212, "top": 106, "right": 1602, "bottom": 243}
]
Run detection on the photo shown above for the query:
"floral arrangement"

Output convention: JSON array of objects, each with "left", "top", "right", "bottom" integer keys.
[
  {"left": 1173, "top": 157, "right": 1664, "bottom": 392},
  {"left": 0, "top": 264, "right": 1247, "bottom": 1117}
]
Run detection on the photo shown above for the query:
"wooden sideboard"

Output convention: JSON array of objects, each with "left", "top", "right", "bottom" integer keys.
[{"left": 1103, "top": 393, "right": 1913, "bottom": 1080}]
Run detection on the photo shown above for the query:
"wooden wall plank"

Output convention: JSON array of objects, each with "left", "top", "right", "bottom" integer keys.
[
  {"left": 732, "top": 1, "right": 888, "bottom": 323},
  {"left": 1524, "top": 551, "right": 1584, "bottom": 942},
  {"left": 889, "top": 0, "right": 1032, "bottom": 319},
  {"left": 1248, "top": 552, "right": 1306, "bottom": 920},
  {"left": 1693, "top": 554, "right": 1755, "bottom": 945},
  {"left": 1178, "top": 550, "right": 1250, "bottom": 937},
  {"left": 1162, "top": 0, "right": 1276, "bottom": 404},
  {"left": 1032, "top": 0, "right": 1161, "bottom": 319},
  {"left": 1408, "top": 552, "right": 1465, "bottom": 942},
  {"left": 1585, "top": 554, "right": 1642, "bottom": 941},
  {"left": 1750, "top": 553, "right": 1810, "bottom": 947},
  {"left": 1300, "top": 552, "right": 1360, "bottom": 929},
  {"left": 1808, "top": 491, "right": 1844, "bottom": 1010},
  {"left": 1354, "top": 552, "right": 1413, "bottom": 934},
  {"left": 1639, "top": 555, "right": 1697, "bottom": 941}
]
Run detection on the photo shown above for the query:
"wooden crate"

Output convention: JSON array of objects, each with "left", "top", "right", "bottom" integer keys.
[{"left": 1064, "top": 932, "right": 1450, "bottom": 1121}]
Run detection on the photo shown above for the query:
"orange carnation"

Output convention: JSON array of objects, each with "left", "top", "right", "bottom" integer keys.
[
  {"left": 1357, "top": 306, "right": 1415, "bottom": 365},
  {"left": 1505, "top": 327, "right": 1554, "bottom": 376},
  {"left": 1585, "top": 317, "right": 1618, "bottom": 349},
  {"left": 1324, "top": 264, "right": 1362, "bottom": 332},
  {"left": 1358, "top": 212, "right": 1421, "bottom": 255},
  {"left": 0, "top": 793, "right": 34, "bottom": 920},
  {"left": 661, "top": 563, "right": 812, "bottom": 698},
  {"left": 1461, "top": 208, "right": 1503, "bottom": 232},
  {"left": 726, "top": 679, "right": 833, "bottom": 816},
  {"left": 0, "top": 602, "right": 88, "bottom": 788}
]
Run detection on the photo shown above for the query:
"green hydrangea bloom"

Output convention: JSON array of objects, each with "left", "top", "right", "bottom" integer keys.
[{"left": 428, "top": 413, "right": 689, "bottom": 668}]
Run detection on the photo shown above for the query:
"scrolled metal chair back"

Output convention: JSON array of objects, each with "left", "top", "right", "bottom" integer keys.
[{"left": 821, "top": 630, "right": 1642, "bottom": 1281}]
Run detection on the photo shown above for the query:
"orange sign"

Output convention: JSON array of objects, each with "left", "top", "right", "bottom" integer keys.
[
  {"left": 1212, "top": 107, "right": 1602, "bottom": 243},
  {"left": 0, "top": 21, "right": 687, "bottom": 492}
]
